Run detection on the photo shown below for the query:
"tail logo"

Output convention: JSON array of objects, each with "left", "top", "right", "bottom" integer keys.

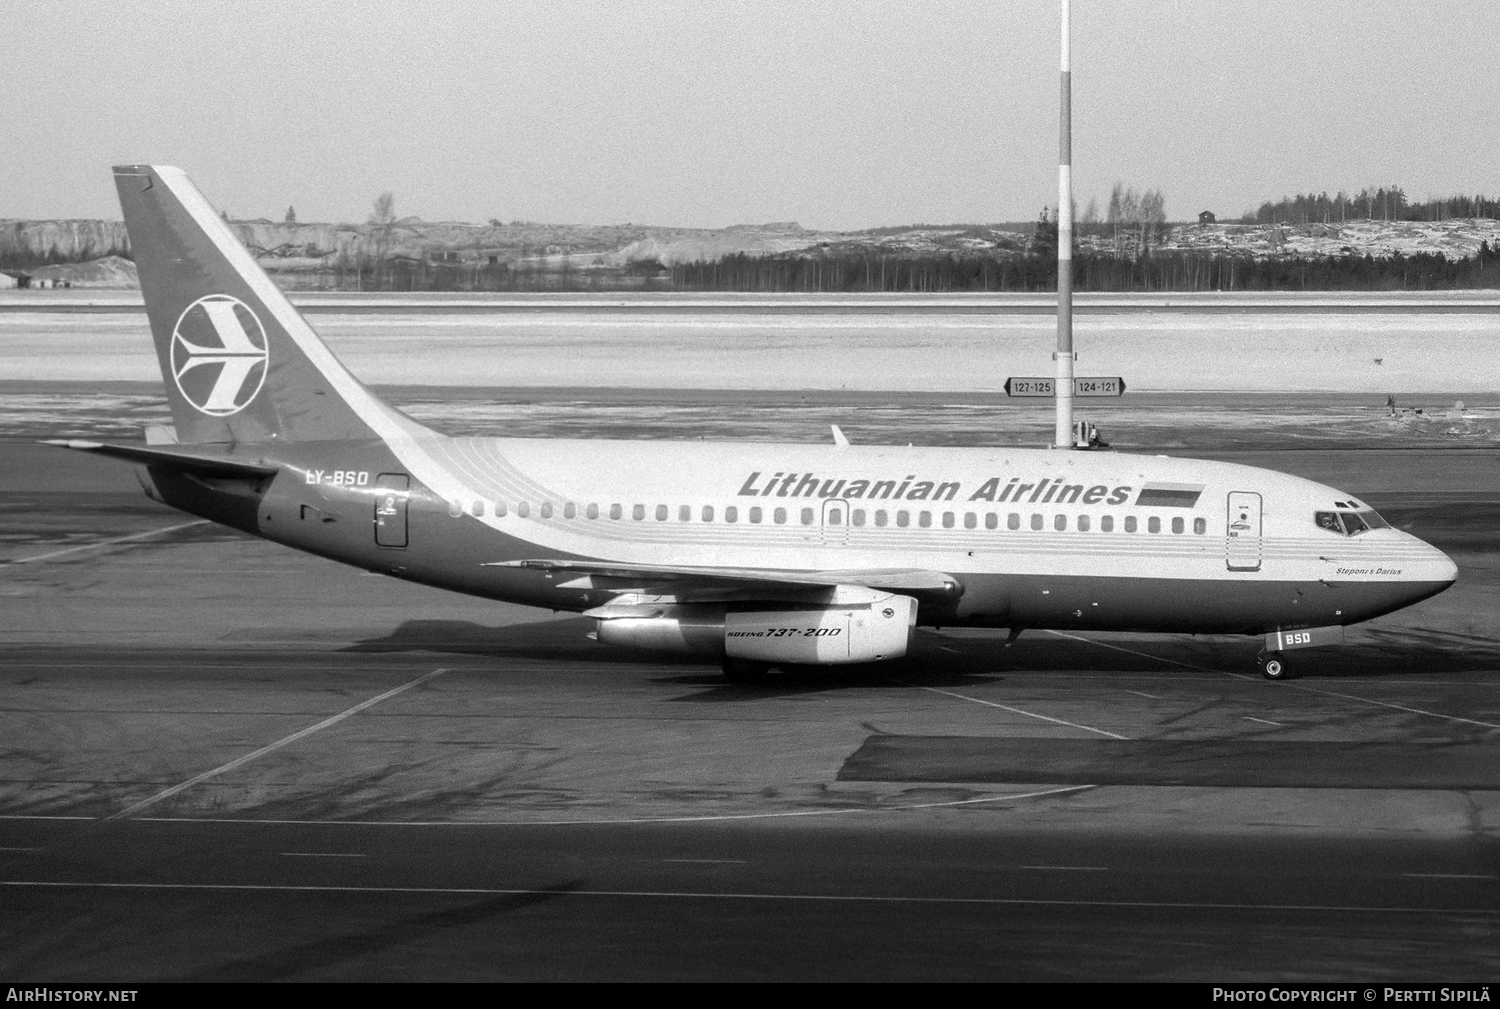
[{"left": 170, "top": 295, "right": 270, "bottom": 416}]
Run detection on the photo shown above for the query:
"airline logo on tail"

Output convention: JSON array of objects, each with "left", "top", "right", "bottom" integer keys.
[{"left": 170, "top": 294, "right": 270, "bottom": 416}]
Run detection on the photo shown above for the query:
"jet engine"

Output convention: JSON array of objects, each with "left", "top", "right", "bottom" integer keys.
[{"left": 593, "top": 588, "right": 918, "bottom": 665}]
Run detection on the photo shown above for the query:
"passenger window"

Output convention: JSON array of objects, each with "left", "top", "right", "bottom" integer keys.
[
  {"left": 801, "top": 508, "right": 814, "bottom": 525},
  {"left": 897, "top": 511, "right": 910, "bottom": 528},
  {"left": 1054, "top": 514, "right": 1067, "bottom": 531},
  {"left": 943, "top": 512, "right": 956, "bottom": 529},
  {"left": 919, "top": 511, "right": 931, "bottom": 528},
  {"left": 1194, "top": 517, "right": 1206, "bottom": 534},
  {"left": 632, "top": 504, "right": 645, "bottom": 520},
  {"left": 679, "top": 504, "right": 691, "bottom": 521},
  {"left": 985, "top": 513, "right": 998, "bottom": 530},
  {"left": 610, "top": 503, "right": 621, "bottom": 520},
  {"left": 1148, "top": 516, "right": 1161, "bottom": 533},
  {"left": 517, "top": 501, "right": 531, "bottom": 518},
  {"left": 1125, "top": 515, "right": 1136, "bottom": 532},
  {"left": 875, "top": 510, "right": 888, "bottom": 527},
  {"left": 1078, "top": 514, "right": 1091, "bottom": 532},
  {"left": 541, "top": 502, "right": 553, "bottom": 518},
  {"left": 655, "top": 504, "right": 668, "bottom": 521},
  {"left": 774, "top": 507, "right": 787, "bottom": 524},
  {"left": 965, "top": 512, "right": 977, "bottom": 529},
  {"left": 1172, "top": 517, "right": 1184, "bottom": 534},
  {"left": 496, "top": 500, "right": 508, "bottom": 517},
  {"left": 564, "top": 502, "right": 577, "bottom": 519},
  {"left": 852, "top": 509, "right": 866, "bottom": 526},
  {"left": 1030, "top": 514, "right": 1043, "bottom": 531},
  {"left": 469, "top": 500, "right": 484, "bottom": 517},
  {"left": 1100, "top": 515, "right": 1111, "bottom": 532},
  {"left": 725, "top": 506, "right": 738, "bottom": 523},
  {"left": 702, "top": 505, "right": 714, "bottom": 522},
  {"left": 750, "top": 507, "right": 762, "bottom": 523},
  {"left": 1007, "top": 513, "right": 1020, "bottom": 530},
  {"left": 586, "top": 503, "right": 598, "bottom": 519},
  {"left": 449, "top": 500, "right": 462, "bottom": 518}
]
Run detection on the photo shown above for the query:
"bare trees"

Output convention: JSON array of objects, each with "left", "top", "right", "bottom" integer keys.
[
  {"left": 1107, "top": 183, "right": 1167, "bottom": 254},
  {"left": 367, "top": 191, "right": 396, "bottom": 290}
]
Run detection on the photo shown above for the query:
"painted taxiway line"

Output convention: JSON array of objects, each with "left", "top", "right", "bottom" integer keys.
[
  {"left": 904, "top": 680, "right": 1129, "bottom": 740},
  {"left": 1042, "top": 630, "right": 1233, "bottom": 675},
  {"left": 1045, "top": 630, "right": 1500, "bottom": 730},
  {"left": 3, "top": 879, "right": 1496, "bottom": 915},
  {"left": 106, "top": 667, "right": 451, "bottom": 820},
  {"left": 1283, "top": 682, "right": 1500, "bottom": 732},
  {"left": 4, "top": 520, "right": 210, "bottom": 565}
]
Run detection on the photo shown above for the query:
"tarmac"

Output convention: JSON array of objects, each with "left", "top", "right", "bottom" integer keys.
[{"left": 2, "top": 406, "right": 1499, "bottom": 980}]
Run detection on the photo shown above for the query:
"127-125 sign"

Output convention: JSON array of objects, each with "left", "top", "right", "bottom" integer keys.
[{"left": 1004, "top": 377, "right": 1126, "bottom": 397}]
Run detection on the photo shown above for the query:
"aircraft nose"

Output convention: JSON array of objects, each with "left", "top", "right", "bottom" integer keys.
[
  {"left": 1403, "top": 530, "right": 1457, "bottom": 588},
  {"left": 1431, "top": 543, "right": 1458, "bottom": 586}
]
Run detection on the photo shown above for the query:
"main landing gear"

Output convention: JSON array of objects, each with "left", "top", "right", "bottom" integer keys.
[{"left": 1256, "top": 650, "right": 1293, "bottom": 681}]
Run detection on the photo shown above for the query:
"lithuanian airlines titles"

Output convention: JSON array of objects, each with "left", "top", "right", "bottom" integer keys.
[{"left": 51, "top": 166, "right": 1456, "bottom": 682}]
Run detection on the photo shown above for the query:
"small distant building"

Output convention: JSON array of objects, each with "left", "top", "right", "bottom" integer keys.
[
  {"left": 0, "top": 270, "right": 32, "bottom": 289},
  {"left": 1198, "top": 210, "right": 1216, "bottom": 225}
]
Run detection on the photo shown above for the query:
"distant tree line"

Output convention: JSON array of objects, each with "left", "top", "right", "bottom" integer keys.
[
  {"left": 0, "top": 225, "right": 131, "bottom": 272},
  {"left": 667, "top": 244, "right": 1500, "bottom": 293},
  {"left": 1251, "top": 186, "right": 1500, "bottom": 224}
]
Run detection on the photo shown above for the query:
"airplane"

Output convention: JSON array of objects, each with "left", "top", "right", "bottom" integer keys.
[{"left": 49, "top": 165, "right": 1457, "bottom": 682}]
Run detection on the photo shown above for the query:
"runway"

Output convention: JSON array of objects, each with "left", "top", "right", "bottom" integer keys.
[
  {"left": 7, "top": 290, "right": 1500, "bottom": 393},
  {"left": 2, "top": 417, "right": 1499, "bottom": 980}
]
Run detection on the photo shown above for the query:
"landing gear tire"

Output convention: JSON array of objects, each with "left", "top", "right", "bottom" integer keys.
[
  {"left": 1257, "top": 651, "right": 1291, "bottom": 681},
  {"left": 721, "top": 658, "right": 771, "bottom": 684}
]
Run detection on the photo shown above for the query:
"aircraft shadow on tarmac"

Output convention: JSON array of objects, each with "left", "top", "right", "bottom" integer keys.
[{"left": 342, "top": 617, "right": 1500, "bottom": 692}]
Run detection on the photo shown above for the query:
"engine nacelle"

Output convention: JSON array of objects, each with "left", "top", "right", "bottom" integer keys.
[{"left": 593, "top": 589, "right": 918, "bottom": 666}]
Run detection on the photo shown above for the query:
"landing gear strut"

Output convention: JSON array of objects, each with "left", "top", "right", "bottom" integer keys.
[{"left": 1256, "top": 650, "right": 1292, "bottom": 681}]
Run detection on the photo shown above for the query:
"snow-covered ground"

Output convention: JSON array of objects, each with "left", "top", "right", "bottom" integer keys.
[{"left": 3, "top": 301, "right": 1499, "bottom": 395}]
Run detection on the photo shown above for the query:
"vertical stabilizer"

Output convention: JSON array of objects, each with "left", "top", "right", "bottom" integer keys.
[{"left": 114, "top": 165, "right": 414, "bottom": 445}]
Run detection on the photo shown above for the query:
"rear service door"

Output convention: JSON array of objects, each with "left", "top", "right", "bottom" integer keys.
[
  {"left": 1226, "top": 491, "right": 1262, "bottom": 572},
  {"left": 374, "top": 473, "right": 410, "bottom": 548}
]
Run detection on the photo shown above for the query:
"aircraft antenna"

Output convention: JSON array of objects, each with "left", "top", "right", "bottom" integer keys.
[{"left": 1053, "top": 0, "right": 1075, "bottom": 449}]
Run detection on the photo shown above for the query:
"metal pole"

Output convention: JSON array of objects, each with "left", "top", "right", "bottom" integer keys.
[{"left": 1054, "top": 0, "right": 1075, "bottom": 449}]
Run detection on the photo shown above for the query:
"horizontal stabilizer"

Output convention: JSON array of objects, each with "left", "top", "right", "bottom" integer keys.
[{"left": 44, "top": 439, "right": 279, "bottom": 478}]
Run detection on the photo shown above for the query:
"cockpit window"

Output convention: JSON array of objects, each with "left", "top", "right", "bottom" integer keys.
[{"left": 1314, "top": 509, "right": 1389, "bottom": 536}]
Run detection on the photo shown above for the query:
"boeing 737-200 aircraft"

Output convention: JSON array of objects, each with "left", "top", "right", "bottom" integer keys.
[{"left": 52, "top": 166, "right": 1457, "bottom": 681}]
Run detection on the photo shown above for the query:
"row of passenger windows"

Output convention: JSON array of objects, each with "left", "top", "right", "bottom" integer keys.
[{"left": 448, "top": 498, "right": 1209, "bottom": 535}]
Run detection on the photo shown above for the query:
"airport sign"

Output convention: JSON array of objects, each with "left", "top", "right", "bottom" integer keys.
[{"left": 1004, "top": 377, "right": 1126, "bottom": 397}]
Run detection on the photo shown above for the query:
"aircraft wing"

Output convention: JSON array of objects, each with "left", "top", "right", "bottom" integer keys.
[
  {"left": 485, "top": 558, "right": 962, "bottom": 605},
  {"left": 44, "top": 439, "right": 279, "bottom": 478}
]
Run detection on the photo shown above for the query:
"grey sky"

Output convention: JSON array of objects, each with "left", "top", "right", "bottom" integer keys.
[{"left": 5, "top": 0, "right": 1498, "bottom": 229}]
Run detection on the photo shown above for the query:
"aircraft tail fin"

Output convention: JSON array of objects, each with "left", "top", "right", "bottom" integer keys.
[{"left": 113, "top": 165, "right": 420, "bottom": 445}]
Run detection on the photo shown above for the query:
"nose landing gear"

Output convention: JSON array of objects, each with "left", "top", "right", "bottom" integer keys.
[{"left": 1256, "top": 650, "right": 1292, "bottom": 680}]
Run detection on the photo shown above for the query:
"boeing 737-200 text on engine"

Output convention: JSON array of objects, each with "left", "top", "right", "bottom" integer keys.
[{"left": 49, "top": 166, "right": 1457, "bottom": 681}]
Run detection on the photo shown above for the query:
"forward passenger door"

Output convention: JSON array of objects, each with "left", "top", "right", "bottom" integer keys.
[{"left": 1226, "top": 491, "right": 1262, "bottom": 572}]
